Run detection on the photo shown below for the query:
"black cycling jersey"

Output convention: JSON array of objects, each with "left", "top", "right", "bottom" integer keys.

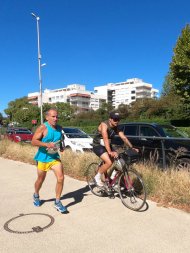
[{"left": 93, "top": 120, "right": 120, "bottom": 146}]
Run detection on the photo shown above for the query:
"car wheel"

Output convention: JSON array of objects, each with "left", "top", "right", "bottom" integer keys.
[{"left": 176, "top": 158, "right": 190, "bottom": 172}]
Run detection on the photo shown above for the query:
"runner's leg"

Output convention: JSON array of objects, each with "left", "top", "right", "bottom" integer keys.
[
  {"left": 34, "top": 169, "right": 47, "bottom": 195},
  {"left": 51, "top": 162, "right": 64, "bottom": 200},
  {"left": 51, "top": 162, "right": 67, "bottom": 213}
]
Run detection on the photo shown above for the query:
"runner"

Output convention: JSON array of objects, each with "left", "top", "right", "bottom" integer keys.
[{"left": 31, "top": 108, "right": 67, "bottom": 213}]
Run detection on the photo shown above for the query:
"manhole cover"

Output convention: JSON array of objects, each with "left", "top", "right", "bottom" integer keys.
[{"left": 4, "top": 213, "right": 55, "bottom": 234}]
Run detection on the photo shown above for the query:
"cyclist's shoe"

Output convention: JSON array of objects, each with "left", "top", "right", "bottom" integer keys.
[
  {"left": 54, "top": 201, "right": 67, "bottom": 213},
  {"left": 33, "top": 194, "right": 41, "bottom": 207},
  {"left": 113, "top": 184, "right": 119, "bottom": 192},
  {"left": 94, "top": 175, "right": 104, "bottom": 187}
]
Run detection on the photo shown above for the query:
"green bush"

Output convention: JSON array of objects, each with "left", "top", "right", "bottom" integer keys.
[{"left": 178, "top": 127, "right": 190, "bottom": 137}]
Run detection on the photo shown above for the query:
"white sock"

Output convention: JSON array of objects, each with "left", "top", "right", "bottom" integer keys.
[{"left": 95, "top": 172, "right": 101, "bottom": 179}]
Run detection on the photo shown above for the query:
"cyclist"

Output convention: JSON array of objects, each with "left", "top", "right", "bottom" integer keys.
[{"left": 92, "top": 111, "right": 138, "bottom": 187}]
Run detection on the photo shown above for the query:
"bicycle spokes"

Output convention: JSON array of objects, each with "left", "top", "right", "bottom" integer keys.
[
  {"left": 86, "top": 163, "right": 105, "bottom": 197},
  {"left": 118, "top": 169, "right": 146, "bottom": 211},
  {"left": 86, "top": 162, "right": 147, "bottom": 211}
]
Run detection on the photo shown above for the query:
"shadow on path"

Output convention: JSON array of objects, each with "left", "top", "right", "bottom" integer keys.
[
  {"left": 61, "top": 185, "right": 90, "bottom": 208},
  {"left": 40, "top": 185, "right": 90, "bottom": 209},
  {"left": 40, "top": 185, "right": 149, "bottom": 212}
]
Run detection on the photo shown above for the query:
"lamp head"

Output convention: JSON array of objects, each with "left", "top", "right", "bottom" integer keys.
[{"left": 31, "top": 13, "right": 40, "bottom": 20}]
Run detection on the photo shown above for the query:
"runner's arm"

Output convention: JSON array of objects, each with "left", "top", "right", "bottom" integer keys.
[{"left": 31, "top": 125, "right": 55, "bottom": 148}]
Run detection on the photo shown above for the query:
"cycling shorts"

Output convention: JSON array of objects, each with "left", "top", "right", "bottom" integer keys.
[
  {"left": 93, "top": 145, "right": 115, "bottom": 157},
  {"left": 37, "top": 159, "right": 61, "bottom": 172}
]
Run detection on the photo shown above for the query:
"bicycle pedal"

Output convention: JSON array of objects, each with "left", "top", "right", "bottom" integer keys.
[
  {"left": 103, "top": 185, "right": 111, "bottom": 192},
  {"left": 108, "top": 194, "right": 115, "bottom": 199},
  {"left": 104, "top": 187, "right": 114, "bottom": 196}
]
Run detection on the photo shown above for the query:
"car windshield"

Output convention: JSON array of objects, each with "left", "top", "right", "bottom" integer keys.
[
  {"left": 7, "top": 128, "right": 32, "bottom": 134},
  {"left": 162, "top": 125, "right": 188, "bottom": 138},
  {"left": 63, "top": 128, "right": 90, "bottom": 138},
  {"left": 15, "top": 130, "right": 32, "bottom": 134}
]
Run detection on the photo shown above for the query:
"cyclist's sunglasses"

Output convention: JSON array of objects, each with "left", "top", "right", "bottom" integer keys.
[{"left": 112, "top": 117, "right": 120, "bottom": 122}]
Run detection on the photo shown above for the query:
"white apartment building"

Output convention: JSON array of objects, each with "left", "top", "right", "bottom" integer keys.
[
  {"left": 89, "top": 93, "right": 107, "bottom": 110},
  {"left": 28, "top": 84, "right": 106, "bottom": 111},
  {"left": 94, "top": 78, "right": 159, "bottom": 108},
  {"left": 28, "top": 78, "right": 159, "bottom": 111}
]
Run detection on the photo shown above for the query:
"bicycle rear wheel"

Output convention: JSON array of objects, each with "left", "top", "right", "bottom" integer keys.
[
  {"left": 86, "top": 162, "right": 104, "bottom": 197},
  {"left": 118, "top": 168, "right": 146, "bottom": 211}
]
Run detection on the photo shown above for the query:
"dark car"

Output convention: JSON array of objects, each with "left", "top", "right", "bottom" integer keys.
[
  {"left": 6, "top": 127, "right": 34, "bottom": 143},
  {"left": 111, "top": 122, "right": 190, "bottom": 171}
]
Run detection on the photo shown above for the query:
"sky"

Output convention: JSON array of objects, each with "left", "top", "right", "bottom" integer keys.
[{"left": 0, "top": 0, "right": 190, "bottom": 115}]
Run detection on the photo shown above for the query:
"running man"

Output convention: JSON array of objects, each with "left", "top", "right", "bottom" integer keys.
[{"left": 31, "top": 108, "right": 67, "bottom": 213}]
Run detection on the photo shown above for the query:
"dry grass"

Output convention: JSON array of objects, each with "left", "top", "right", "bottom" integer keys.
[
  {"left": 1, "top": 139, "right": 190, "bottom": 212},
  {"left": 60, "top": 149, "right": 99, "bottom": 180},
  {"left": 0, "top": 139, "right": 37, "bottom": 164},
  {"left": 133, "top": 163, "right": 190, "bottom": 212}
]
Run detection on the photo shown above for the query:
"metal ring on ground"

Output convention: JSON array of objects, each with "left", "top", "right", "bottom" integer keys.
[{"left": 4, "top": 213, "right": 55, "bottom": 234}]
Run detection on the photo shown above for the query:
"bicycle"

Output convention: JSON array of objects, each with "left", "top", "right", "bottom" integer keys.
[{"left": 86, "top": 148, "right": 147, "bottom": 211}]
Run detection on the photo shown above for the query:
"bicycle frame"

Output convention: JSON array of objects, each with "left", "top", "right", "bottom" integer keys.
[
  {"left": 86, "top": 151, "right": 147, "bottom": 211},
  {"left": 100, "top": 159, "right": 133, "bottom": 191},
  {"left": 104, "top": 170, "right": 120, "bottom": 188}
]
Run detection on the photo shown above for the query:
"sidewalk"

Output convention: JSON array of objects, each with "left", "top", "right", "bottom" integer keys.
[{"left": 0, "top": 157, "right": 190, "bottom": 253}]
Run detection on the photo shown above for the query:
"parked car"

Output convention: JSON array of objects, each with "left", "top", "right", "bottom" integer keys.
[
  {"left": 111, "top": 122, "right": 190, "bottom": 171},
  {"left": 6, "top": 127, "right": 34, "bottom": 143},
  {"left": 62, "top": 127, "right": 93, "bottom": 152}
]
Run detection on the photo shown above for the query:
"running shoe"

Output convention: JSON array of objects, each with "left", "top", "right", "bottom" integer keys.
[
  {"left": 33, "top": 194, "right": 41, "bottom": 207},
  {"left": 54, "top": 201, "right": 67, "bottom": 213}
]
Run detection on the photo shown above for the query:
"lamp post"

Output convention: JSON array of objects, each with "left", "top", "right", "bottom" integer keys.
[{"left": 31, "top": 12, "right": 43, "bottom": 124}]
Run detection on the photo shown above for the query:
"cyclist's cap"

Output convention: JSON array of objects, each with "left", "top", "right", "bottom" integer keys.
[{"left": 109, "top": 112, "right": 120, "bottom": 120}]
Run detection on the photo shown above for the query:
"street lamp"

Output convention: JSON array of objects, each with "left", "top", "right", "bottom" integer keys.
[{"left": 31, "top": 12, "right": 44, "bottom": 124}]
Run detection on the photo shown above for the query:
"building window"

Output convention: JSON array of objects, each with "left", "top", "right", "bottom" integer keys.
[{"left": 131, "top": 96, "right": 136, "bottom": 100}]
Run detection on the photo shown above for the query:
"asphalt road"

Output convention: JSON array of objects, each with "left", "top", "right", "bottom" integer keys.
[{"left": 0, "top": 157, "right": 190, "bottom": 253}]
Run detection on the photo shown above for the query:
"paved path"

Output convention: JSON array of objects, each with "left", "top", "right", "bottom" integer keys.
[{"left": 0, "top": 157, "right": 190, "bottom": 253}]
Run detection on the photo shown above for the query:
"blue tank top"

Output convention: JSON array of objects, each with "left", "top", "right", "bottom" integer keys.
[{"left": 34, "top": 122, "right": 62, "bottom": 162}]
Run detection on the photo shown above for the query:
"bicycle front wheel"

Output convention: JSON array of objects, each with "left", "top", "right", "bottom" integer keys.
[
  {"left": 86, "top": 162, "right": 104, "bottom": 197},
  {"left": 118, "top": 168, "right": 146, "bottom": 211}
]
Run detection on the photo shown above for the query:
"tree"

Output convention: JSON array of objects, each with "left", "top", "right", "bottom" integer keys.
[
  {"left": 4, "top": 97, "right": 80, "bottom": 128},
  {"left": 169, "top": 24, "right": 190, "bottom": 103},
  {"left": 161, "top": 72, "right": 175, "bottom": 96},
  {"left": 129, "top": 98, "right": 156, "bottom": 119},
  {"left": 96, "top": 102, "right": 113, "bottom": 119},
  {"left": 117, "top": 104, "right": 130, "bottom": 120},
  {"left": 55, "top": 102, "right": 76, "bottom": 121},
  {"left": 0, "top": 112, "right": 3, "bottom": 125},
  {"left": 4, "top": 97, "right": 40, "bottom": 128},
  {"left": 42, "top": 102, "right": 77, "bottom": 125}
]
